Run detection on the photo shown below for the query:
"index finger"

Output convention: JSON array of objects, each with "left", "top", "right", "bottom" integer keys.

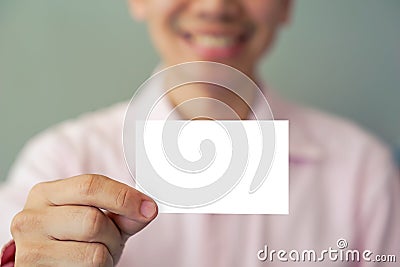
[{"left": 28, "top": 174, "right": 158, "bottom": 223}]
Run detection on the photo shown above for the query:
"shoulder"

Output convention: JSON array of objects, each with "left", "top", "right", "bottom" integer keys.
[
  {"left": 300, "top": 104, "right": 390, "bottom": 159},
  {"left": 271, "top": 92, "right": 394, "bottom": 171},
  {"left": 7, "top": 102, "right": 129, "bottom": 181},
  {"left": 25, "top": 102, "right": 127, "bottom": 156}
]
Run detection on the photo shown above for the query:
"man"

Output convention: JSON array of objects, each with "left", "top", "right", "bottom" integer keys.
[{"left": 1, "top": 0, "right": 399, "bottom": 266}]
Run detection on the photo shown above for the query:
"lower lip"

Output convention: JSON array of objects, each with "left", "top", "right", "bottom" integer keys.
[{"left": 181, "top": 37, "right": 245, "bottom": 60}]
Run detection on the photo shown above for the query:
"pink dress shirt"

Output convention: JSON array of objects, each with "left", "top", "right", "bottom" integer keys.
[{"left": 1, "top": 85, "right": 399, "bottom": 266}]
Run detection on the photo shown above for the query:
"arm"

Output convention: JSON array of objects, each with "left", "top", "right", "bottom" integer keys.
[{"left": 356, "top": 142, "right": 400, "bottom": 266}]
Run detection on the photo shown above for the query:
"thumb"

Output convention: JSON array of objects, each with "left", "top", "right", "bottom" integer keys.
[{"left": 106, "top": 200, "right": 158, "bottom": 240}]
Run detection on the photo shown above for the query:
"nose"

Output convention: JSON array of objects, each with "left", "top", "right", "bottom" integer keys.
[{"left": 191, "top": 0, "right": 241, "bottom": 22}]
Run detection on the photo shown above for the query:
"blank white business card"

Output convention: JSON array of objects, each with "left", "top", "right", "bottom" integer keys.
[{"left": 135, "top": 120, "right": 288, "bottom": 214}]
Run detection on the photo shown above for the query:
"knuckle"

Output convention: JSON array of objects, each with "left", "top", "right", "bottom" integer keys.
[
  {"left": 10, "top": 212, "right": 25, "bottom": 235},
  {"left": 86, "top": 243, "right": 110, "bottom": 267},
  {"left": 82, "top": 208, "right": 104, "bottom": 240},
  {"left": 11, "top": 211, "right": 36, "bottom": 236},
  {"left": 28, "top": 182, "right": 45, "bottom": 199},
  {"left": 79, "top": 174, "right": 102, "bottom": 197}
]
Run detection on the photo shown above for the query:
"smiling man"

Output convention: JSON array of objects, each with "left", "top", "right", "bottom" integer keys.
[{"left": 1, "top": 1, "right": 399, "bottom": 266}]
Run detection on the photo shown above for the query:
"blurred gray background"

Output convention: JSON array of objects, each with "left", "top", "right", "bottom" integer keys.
[{"left": 1, "top": 0, "right": 399, "bottom": 181}]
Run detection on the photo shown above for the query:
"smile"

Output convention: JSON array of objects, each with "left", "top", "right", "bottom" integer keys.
[
  {"left": 174, "top": 21, "right": 253, "bottom": 59},
  {"left": 192, "top": 34, "right": 237, "bottom": 48}
]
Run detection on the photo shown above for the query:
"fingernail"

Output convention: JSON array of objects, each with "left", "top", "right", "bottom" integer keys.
[{"left": 140, "top": 200, "right": 156, "bottom": 218}]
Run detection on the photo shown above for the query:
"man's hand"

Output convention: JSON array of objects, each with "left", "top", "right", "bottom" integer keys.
[{"left": 10, "top": 174, "right": 158, "bottom": 266}]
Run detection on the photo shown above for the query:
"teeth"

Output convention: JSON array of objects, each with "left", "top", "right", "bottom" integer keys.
[{"left": 194, "top": 35, "right": 236, "bottom": 48}]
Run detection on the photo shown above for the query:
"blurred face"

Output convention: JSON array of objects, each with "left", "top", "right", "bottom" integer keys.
[{"left": 129, "top": 0, "right": 291, "bottom": 79}]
